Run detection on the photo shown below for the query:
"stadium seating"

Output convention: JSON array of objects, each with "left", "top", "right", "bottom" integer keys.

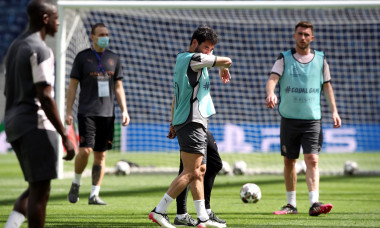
[{"left": 0, "top": 0, "right": 29, "bottom": 62}]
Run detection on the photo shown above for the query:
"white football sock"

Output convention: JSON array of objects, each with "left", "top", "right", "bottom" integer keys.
[
  {"left": 73, "top": 173, "right": 82, "bottom": 185},
  {"left": 90, "top": 185, "right": 100, "bottom": 198},
  {"left": 309, "top": 191, "right": 319, "bottom": 206},
  {"left": 194, "top": 200, "right": 209, "bottom": 221},
  {"left": 286, "top": 191, "right": 296, "bottom": 207},
  {"left": 206, "top": 208, "right": 212, "bottom": 215},
  {"left": 4, "top": 210, "right": 25, "bottom": 228},
  {"left": 156, "top": 193, "right": 174, "bottom": 214}
]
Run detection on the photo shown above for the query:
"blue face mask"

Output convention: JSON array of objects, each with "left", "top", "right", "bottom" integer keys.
[{"left": 97, "top": 37, "right": 109, "bottom": 48}]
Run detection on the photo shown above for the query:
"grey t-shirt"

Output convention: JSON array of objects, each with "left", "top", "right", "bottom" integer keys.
[
  {"left": 4, "top": 31, "right": 56, "bottom": 142},
  {"left": 70, "top": 48, "right": 122, "bottom": 117}
]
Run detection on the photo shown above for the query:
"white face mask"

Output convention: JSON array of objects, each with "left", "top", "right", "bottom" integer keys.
[{"left": 97, "top": 37, "right": 109, "bottom": 48}]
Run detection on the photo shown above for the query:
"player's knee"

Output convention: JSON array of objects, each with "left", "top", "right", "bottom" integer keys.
[
  {"left": 213, "top": 160, "right": 223, "bottom": 173},
  {"left": 30, "top": 180, "right": 51, "bottom": 200},
  {"left": 93, "top": 152, "right": 106, "bottom": 162},
  {"left": 200, "top": 165, "right": 206, "bottom": 174},
  {"left": 189, "top": 167, "right": 204, "bottom": 181},
  {"left": 185, "top": 171, "right": 197, "bottom": 183},
  {"left": 206, "top": 158, "right": 223, "bottom": 173},
  {"left": 305, "top": 158, "right": 318, "bottom": 168},
  {"left": 80, "top": 147, "right": 92, "bottom": 156},
  {"left": 284, "top": 157, "right": 296, "bottom": 167}
]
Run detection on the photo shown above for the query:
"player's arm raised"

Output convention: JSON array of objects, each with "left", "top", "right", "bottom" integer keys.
[
  {"left": 214, "top": 56, "right": 232, "bottom": 84},
  {"left": 266, "top": 73, "right": 279, "bottom": 109},
  {"left": 190, "top": 54, "right": 232, "bottom": 84},
  {"left": 214, "top": 56, "right": 232, "bottom": 68}
]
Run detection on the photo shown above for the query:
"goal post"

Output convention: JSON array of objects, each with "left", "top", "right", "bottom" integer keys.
[
  {"left": 57, "top": 0, "right": 380, "bottom": 8},
  {"left": 56, "top": 1, "right": 380, "bottom": 178}
]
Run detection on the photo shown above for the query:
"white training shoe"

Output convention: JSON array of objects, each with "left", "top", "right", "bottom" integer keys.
[
  {"left": 149, "top": 208, "right": 176, "bottom": 228},
  {"left": 196, "top": 218, "right": 227, "bottom": 228}
]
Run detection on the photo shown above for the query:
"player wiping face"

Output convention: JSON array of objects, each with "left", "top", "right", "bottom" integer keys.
[{"left": 194, "top": 40, "right": 231, "bottom": 84}]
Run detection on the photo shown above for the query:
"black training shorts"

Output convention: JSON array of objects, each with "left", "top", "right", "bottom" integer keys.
[
  {"left": 78, "top": 114, "right": 115, "bottom": 151},
  {"left": 11, "top": 129, "right": 58, "bottom": 182},
  {"left": 176, "top": 122, "right": 207, "bottom": 164},
  {"left": 280, "top": 117, "right": 323, "bottom": 159}
]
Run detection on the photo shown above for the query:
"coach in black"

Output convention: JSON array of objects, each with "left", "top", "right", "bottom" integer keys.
[
  {"left": 66, "top": 23, "right": 130, "bottom": 205},
  {"left": 4, "top": 0, "right": 75, "bottom": 227}
]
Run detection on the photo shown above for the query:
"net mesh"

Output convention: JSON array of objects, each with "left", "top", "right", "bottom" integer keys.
[{"left": 62, "top": 5, "right": 380, "bottom": 173}]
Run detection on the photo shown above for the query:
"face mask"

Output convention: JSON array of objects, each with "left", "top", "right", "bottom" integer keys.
[{"left": 97, "top": 37, "right": 109, "bottom": 48}]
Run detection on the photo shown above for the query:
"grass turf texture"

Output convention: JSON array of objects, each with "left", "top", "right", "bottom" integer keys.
[{"left": 1, "top": 152, "right": 380, "bottom": 227}]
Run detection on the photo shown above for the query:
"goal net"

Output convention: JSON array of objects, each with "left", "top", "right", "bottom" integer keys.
[{"left": 56, "top": 1, "right": 380, "bottom": 176}]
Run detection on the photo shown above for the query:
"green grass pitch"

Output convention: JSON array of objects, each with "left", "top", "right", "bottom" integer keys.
[{"left": 1, "top": 153, "right": 380, "bottom": 227}]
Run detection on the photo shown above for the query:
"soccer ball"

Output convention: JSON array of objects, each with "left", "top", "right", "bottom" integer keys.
[
  {"left": 240, "top": 183, "right": 261, "bottom": 203},
  {"left": 218, "top": 161, "right": 231, "bottom": 175},
  {"left": 295, "top": 160, "right": 306, "bottom": 174},
  {"left": 233, "top": 161, "right": 247, "bottom": 175},
  {"left": 115, "top": 160, "right": 131, "bottom": 175},
  {"left": 344, "top": 160, "right": 358, "bottom": 175}
]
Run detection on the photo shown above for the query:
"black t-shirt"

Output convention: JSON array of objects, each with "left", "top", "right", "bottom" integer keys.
[
  {"left": 70, "top": 48, "right": 122, "bottom": 117},
  {"left": 4, "top": 31, "right": 56, "bottom": 142}
]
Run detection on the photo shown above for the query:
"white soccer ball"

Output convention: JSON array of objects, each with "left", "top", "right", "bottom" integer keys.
[
  {"left": 115, "top": 160, "right": 131, "bottom": 175},
  {"left": 233, "top": 160, "right": 247, "bottom": 175},
  {"left": 344, "top": 160, "right": 358, "bottom": 175},
  {"left": 240, "top": 183, "right": 261, "bottom": 203},
  {"left": 295, "top": 160, "right": 306, "bottom": 174},
  {"left": 218, "top": 161, "right": 231, "bottom": 175}
]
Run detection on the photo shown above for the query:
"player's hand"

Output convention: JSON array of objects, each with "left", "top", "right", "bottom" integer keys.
[
  {"left": 122, "top": 111, "right": 130, "bottom": 126},
  {"left": 332, "top": 112, "right": 341, "bottom": 128},
  {"left": 62, "top": 136, "right": 75, "bottom": 161},
  {"left": 219, "top": 67, "right": 231, "bottom": 84},
  {"left": 167, "top": 125, "right": 176, "bottom": 139},
  {"left": 65, "top": 114, "right": 73, "bottom": 125},
  {"left": 266, "top": 94, "right": 277, "bottom": 109}
]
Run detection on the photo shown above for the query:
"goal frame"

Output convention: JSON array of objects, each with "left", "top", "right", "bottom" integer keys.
[{"left": 55, "top": 0, "right": 380, "bottom": 178}]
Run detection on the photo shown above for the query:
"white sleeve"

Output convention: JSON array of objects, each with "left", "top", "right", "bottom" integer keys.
[
  {"left": 30, "top": 49, "right": 55, "bottom": 97},
  {"left": 270, "top": 58, "right": 284, "bottom": 76},
  {"left": 30, "top": 49, "right": 55, "bottom": 86},
  {"left": 190, "top": 53, "right": 217, "bottom": 72},
  {"left": 323, "top": 58, "right": 331, "bottom": 82}
]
